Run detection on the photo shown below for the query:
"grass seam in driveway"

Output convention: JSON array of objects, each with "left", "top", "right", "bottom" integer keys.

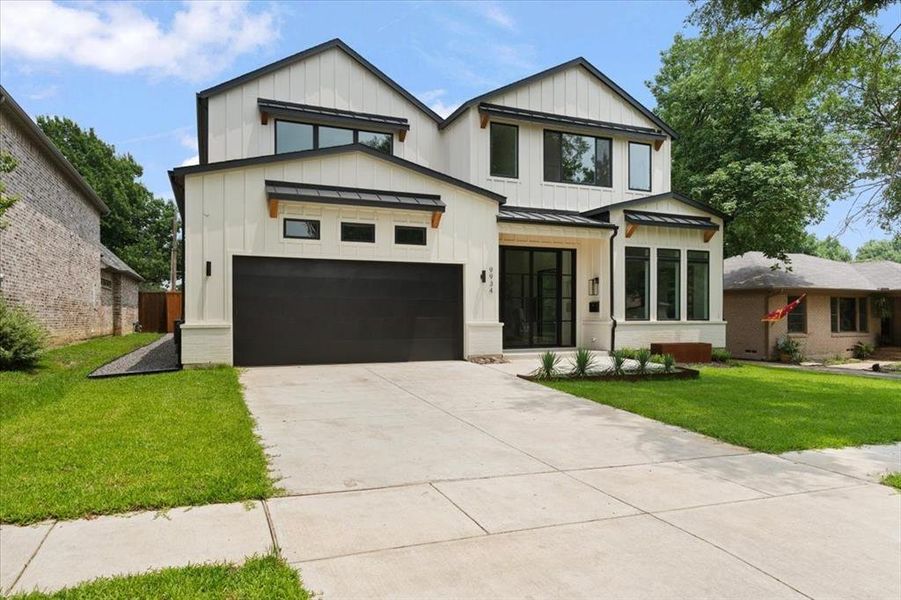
[
  {"left": 545, "top": 364, "right": 901, "bottom": 454},
  {"left": 1, "top": 334, "right": 275, "bottom": 525}
]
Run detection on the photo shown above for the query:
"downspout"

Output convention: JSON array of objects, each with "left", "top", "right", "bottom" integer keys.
[{"left": 608, "top": 226, "right": 618, "bottom": 352}]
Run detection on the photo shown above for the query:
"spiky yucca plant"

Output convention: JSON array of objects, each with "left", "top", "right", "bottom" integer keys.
[
  {"left": 569, "top": 347, "right": 597, "bottom": 378},
  {"left": 610, "top": 350, "right": 627, "bottom": 375},
  {"left": 662, "top": 353, "right": 676, "bottom": 373},
  {"left": 635, "top": 348, "right": 652, "bottom": 374},
  {"left": 533, "top": 351, "right": 562, "bottom": 380}
]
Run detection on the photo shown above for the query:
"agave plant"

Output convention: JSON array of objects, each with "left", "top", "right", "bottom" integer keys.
[
  {"left": 635, "top": 348, "right": 652, "bottom": 374},
  {"left": 533, "top": 351, "right": 562, "bottom": 380},
  {"left": 662, "top": 353, "right": 676, "bottom": 373},
  {"left": 610, "top": 350, "right": 627, "bottom": 376},
  {"left": 569, "top": 347, "right": 597, "bottom": 378}
]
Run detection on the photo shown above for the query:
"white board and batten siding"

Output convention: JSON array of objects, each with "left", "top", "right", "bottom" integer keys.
[
  {"left": 206, "top": 47, "right": 443, "bottom": 168},
  {"left": 443, "top": 64, "right": 672, "bottom": 213},
  {"left": 180, "top": 151, "right": 502, "bottom": 364},
  {"left": 610, "top": 197, "right": 726, "bottom": 348}
]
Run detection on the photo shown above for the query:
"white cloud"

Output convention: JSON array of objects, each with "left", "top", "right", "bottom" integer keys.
[
  {"left": 0, "top": 1, "right": 278, "bottom": 82},
  {"left": 180, "top": 154, "right": 199, "bottom": 167},
  {"left": 25, "top": 84, "right": 59, "bottom": 100},
  {"left": 418, "top": 88, "right": 448, "bottom": 103},
  {"left": 429, "top": 99, "right": 461, "bottom": 119},
  {"left": 416, "top": 89, "right": 460, "bottom": 118},
  {"left": 479, "top": 3, "right": 516, "bottom": 30}
]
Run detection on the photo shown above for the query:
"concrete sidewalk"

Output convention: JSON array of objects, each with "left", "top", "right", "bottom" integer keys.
[{"left": 2, "top": 358, "right": 899, "bottom": 598}]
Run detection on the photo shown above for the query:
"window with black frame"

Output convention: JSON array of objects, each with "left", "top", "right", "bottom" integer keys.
[
  {"left": 490, "top": 122, "right": 518, "bottom": 178},
  {"left": 543, "top": 130, "right": 612, "bottom": 187},
  {"left": 341, "top": 222, "right": 375, "bottom": 243},
  {"left": 830, "top": 297, "right": 868, "bottom": 332},
  {"left": 276, "top": 120, "right": 392, "bottom": 155},
  {"left": 787, "top": 295, "right": 806, "bottom": 333},
  {"left": 657, "top": 249, "right": 680, "bottom": 320},
  {"left": 394, "top": 226, "right": 426, "bottom": 246},
  {"left": 625, "top": 247, "right": 650, "bottom": 320},
  {"left": 687, "top": 250, "right": 709, "bottom": 320},
  {"left": 628, "top": 142, "right": 651, "bottom": 191},
  {"left": 283, "top": 218, "right": 320, "bottom": 240}
]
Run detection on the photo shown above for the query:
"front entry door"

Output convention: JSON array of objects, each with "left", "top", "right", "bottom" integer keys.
[{"left": 500, "top": 247, "right": 575, "bottom": 348}]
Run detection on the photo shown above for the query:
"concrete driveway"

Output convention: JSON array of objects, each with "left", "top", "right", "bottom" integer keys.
[{"left": 241, "top": 359, "right": 901, "bottom": 600}]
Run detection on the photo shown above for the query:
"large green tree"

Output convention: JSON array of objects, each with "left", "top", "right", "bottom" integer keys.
[
  {"left": 688, "top": 0, "right": 901, "bottom": 234},
  {"left": 37, "top": 117, "right": 177, "bottom": 288},
  {"left": 794, "top": 234, "right": 853, "bottom": 261},
  {"left": 855, "top": 235, "right": 901, "bottom": 262},
  {"left": 650, "top": 33, "right": 856, "bottom": 259}
]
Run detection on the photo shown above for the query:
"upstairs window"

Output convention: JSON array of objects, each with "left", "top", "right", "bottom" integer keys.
[
  {"left": 490, "top": 122, "right": 518, "bottom": 178},
  {"left": 341, "top": 222, "right": 375, "bottom": 243},
  {"left": 544, "top": 130, "right": 612, "bottom": 187},
  {"left": 628, "top": 142, "right": 651, "bottom": 192},
  {"left": 625, "top": 247, "right": 650, "bottom": 320},
  {"left": 275, "top": 120, "right": 392, "bottom": 155},
  {"left": 657, "top": 249, "right": 680, "bottom": 321},
  {"left": 787, "top": 295, "right": 806, "bottom": 333},
  {"left": 395, "top": 226, "right": 427, "bottom": 246},
  {"left": 284, "top": 218, "right": 320, "bottom": 240}
]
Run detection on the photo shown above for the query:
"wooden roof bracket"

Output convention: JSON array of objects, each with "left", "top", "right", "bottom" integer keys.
[
  {"left": 480, "top": 113, "right": 489, "bottom": 129},
  {"left": 431, "top": 211, "right": 443, "bottom": 228},
  {"left": 653, "top": 138, "right": 664, "bottom": 151},
  {"left": 625, "top": 223, "right": 638, "bottom": 238},
  {"left": 703, "top": 229, "right": 716, "bottom": 243},
  {"left": 268, "top": 198, "right": 279, "bottom": 218},
  {"left": 398, "top": 129, "right": 407, "bottom": 142},
  {"left": 261, "top": 110, "right": 269, "bottom": 125}
]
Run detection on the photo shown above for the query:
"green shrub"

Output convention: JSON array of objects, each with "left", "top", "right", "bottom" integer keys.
[
  {"left": 852, "top": 341, "right": 875, "bottom": 359},
  {"left": 533, "top": 351, "right": 562, "bottom": 380},
  {"left": 617, "top": 347, "right": 641, "bottom": 360},
  {"left": 662, "top": 353, "right": 676, "bottom": 373},
  {"left": 635, "top": 348, "right": 652, "bottom": 374},
  {"left": 0, "top": 299, "right": 47, "bottom": 370},
  {"left": 649, "top": 353, "right": 665, "bottom": 364},
  {"left": 610, "top": 350, "right": 627, "bottom": 375},
  {"left": 774, "top": 335, "right": 804, "bottom": 363},
  {"left": 569, "top": 347, "right": 597, "bottom": 378},
  {"left": 711, "top": 347, "right": 732, "bottom": 363}
]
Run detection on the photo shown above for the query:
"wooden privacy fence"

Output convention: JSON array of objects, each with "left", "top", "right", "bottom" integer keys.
[{"left": 139, "top": 291, "right": 183, "bottom": 333}]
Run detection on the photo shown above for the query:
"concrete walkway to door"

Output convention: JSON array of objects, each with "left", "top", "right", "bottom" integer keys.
[{"left": 3, "top": 360, "right": 898, "bottom": 598}]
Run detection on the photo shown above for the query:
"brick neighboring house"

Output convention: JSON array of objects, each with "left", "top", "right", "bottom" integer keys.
[
  {"left": 724, "top": 252, "right": 901, "bottom": 360},
  {"left": 0, "top": 85, "right": 142, "bottom": 344}
]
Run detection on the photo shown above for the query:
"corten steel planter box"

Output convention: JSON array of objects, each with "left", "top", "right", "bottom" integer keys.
[
  {"left": 518, "top": 366, "right": 700, "bottom": 383},
  {"left": 650, "top": 342, "right": 712, "bottom": 363}
]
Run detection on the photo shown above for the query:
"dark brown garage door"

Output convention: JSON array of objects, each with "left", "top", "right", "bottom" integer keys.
[{"left": 232, "top": 256, "right": 463, "bottom": 366}]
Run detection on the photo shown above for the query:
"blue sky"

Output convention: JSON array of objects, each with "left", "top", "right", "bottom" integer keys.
[{"left": 1, "top": 1, "right": 896, "bottom": 251}]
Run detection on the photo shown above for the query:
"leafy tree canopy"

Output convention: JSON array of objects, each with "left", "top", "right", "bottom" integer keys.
[
  {"left": 794, "top": 234, "right": 853, "bottom": 262},
  {"left": 687, "top": 0, "right": 901, "bottom": 236},
  {"left": 0, "top": 152, "right": 18, "bottom": 229},
  {"left": 37, "top": 117, "right": 177, "bottom": 288},
  {"left": 650, "top": 33, "right": 856, "bottom": 259},
  {"left": 855, "top": 236, "right": 901, "bottom": 262}
]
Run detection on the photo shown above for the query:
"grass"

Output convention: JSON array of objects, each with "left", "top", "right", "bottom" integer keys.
[
  {"left": 545, "top": 364, "right": 901, "bottom": 453},
  {"left": 883, "top": 473, "right": 901, "bottom": 490},
  {"left": 9, "top": 555, "right": 309, "bottom": 600},
  {"left": 1, "top": 334, "right": 274, "bottom": 524}
]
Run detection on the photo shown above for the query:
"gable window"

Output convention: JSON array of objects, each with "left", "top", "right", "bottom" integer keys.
[
  {"left": 395, "top": 226, "right": 427, "bottom": 246},
  {"left": 341, "top": 222, "right": 375, "bottom": 243},
  {"left": 490, "top": 122, "right": 518, "bottom": 178},
  {"left": 275, "top": 120, "right": 393, "bottom": 155},
  {"left": 628, "top": 142, "right": 651, "bottom": 192},
  {"left": 657, "top": 249, "right": 680, "bottom": 321},
  {"left": 543, "top": 130, "right": 612, "bottom": 187},
  {"left": 284, "top": 218, "right": 320, "bottom": 240},
  {"left": 687, "top": 250, "right": 709, "bottom": 320},
  {"left": 787, "top": 295, "right": 806, "bottom": 333},
  {"left": 625, "top": 247, "right": 650, "bottom": 320},
  {"left": 830, "top": 297, "right": 868, "bottom": 333}
]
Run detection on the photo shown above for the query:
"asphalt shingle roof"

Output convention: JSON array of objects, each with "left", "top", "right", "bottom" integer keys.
[
  {"left": 100, "top": 245, "right": 143, "bottom": 281},
  {"left": 724, "top": 252, "right": 900, "bottom": 292}
]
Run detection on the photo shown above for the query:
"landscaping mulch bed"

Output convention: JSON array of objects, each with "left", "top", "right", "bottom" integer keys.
[
  {"left": 519, "top": 366, "right": 700, "bottom": 383},
  {"left": 89, "top": 334, "right": 180, "bottom": 378}
]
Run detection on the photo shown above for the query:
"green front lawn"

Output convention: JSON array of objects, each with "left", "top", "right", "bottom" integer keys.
[
  {"left": 546, "top": 365, "right": 901, "bottom": 453},
  {"left": 883, "top": 473, "right": 901, "bottom": 490},
  {"left": 1, "top": 334, "right": 274, "bottom": 524},
  {"left": 10, "top": 555, "right": 308, "bottom": 600}
]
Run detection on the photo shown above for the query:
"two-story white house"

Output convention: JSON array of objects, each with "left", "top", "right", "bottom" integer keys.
[{"left": 169, "top": 39, "right": 727, "bottom": 366}]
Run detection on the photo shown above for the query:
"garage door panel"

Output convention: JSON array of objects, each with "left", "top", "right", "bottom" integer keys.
[{"left": 232, "top": 256, "right": 463, "bottom": 366}]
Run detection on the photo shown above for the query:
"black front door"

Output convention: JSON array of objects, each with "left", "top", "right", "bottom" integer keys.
[{"left": 500, "top": 247, "right": 575, "bottom": 348}]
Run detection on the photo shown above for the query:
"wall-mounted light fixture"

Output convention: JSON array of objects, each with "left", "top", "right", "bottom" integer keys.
[
  {"left": 206, "top": 261, "right": 212, "bottom": 277},
  {"left": 588, "top": 277, "right": 599, "bottom": 296}
]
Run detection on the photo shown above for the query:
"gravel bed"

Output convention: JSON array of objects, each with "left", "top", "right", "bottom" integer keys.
[{"left": 89, "top": 334, "right": 179, "bottom": 378}]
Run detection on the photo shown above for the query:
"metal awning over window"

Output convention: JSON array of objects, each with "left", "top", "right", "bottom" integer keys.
[
  {"left": 478, "top": 102, "right": 667, "bottom": 145},
  {"left": 498, "top": 206, "right": 615, "bottom": 229},
  {"left": 623, "top": 209, "right": 719, "bottom": 242},
  {"left": 258, "top": 98, "right": 410, "bottom": 140},
  {"left": 265, "top": 180, "right": 446, "bottom": 227}
]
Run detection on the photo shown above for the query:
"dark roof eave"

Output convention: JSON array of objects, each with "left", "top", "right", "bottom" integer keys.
[
  {"left": 170, "top": 144, "right": 506, "bottom": 204},
  {"left": 479, "top": 103, "right": 667, "bottom": 140},
  {"left": 496, "top": 215, "right": 617, "bottom": 230},
  {"left": 582, "top": 192, "right": 729, "bottom": 221},
  {"left": 258, "top": 98, "right": 410, "bottom": 131},
  {"left": 266, "top": 180, "right": 446, "bottom": 213},
  {"left": 440, "top": 58, "right": 678, "bottom": 139}
]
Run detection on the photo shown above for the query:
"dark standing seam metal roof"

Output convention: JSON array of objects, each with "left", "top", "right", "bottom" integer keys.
[
  {"left": 258, "top": 98, "right": 410, "bottom": 132},
  {"left": 582, "top": 192, "right": 729, "bottom": 221},
  {"left": 266, "top": 181, "right": 446, "bottom": 213},
  {"left": 497, "top": 206, "right": 616, "bottom": 230},
  {"left": 479, "top": 103, "right": 666, "bottom": 140},
  {"left": 440, "top": 57, "right": 678, "bottom": 138},
  {"left": 624, "top": 210, "right": 719, "bottom": 231},
  {"left": 0, "top": 85, "right": 109, "bottom": 215},
  {"left": 169, "top": 144, "right": 505, "bottom": 218}
]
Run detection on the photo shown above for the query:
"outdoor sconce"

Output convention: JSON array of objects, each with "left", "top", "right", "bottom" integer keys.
[
  {"left": 205, "top": 261, "right": 212, "bottom": 277},
  {"left": 481, "top": 267, "right": 494, "bottom": 293},
  {"left": 588, "top": 277, "right": 599, "bottom": 296}
]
